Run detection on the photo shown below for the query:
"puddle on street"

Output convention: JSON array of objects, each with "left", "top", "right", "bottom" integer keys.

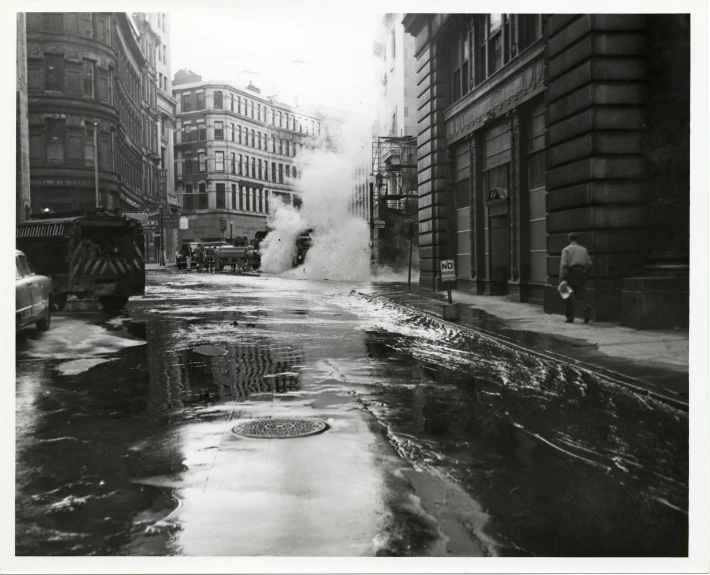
[{"left": 15, "top": 272, "right": 688, "bottom": 557}]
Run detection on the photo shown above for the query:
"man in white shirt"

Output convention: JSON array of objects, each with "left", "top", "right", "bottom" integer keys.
[{"left": 559, "top": 232, "right": 594, "bottom": 324}]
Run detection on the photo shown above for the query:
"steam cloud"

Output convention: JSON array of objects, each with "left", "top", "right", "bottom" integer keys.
[{"left": 260, "top": 120, "right": 371, "bottom": 281}]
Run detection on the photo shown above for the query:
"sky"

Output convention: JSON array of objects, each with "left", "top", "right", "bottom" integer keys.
[{"left": 169, "top": 8, "right": 382, "bottom": 118}]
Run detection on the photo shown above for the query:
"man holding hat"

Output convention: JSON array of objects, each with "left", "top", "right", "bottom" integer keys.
[{"left": 559, "top": 232, "right": 594, "bottom": 324}]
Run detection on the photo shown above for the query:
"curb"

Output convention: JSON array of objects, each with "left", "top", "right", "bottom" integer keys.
[{"left": 359, "top": 292, "right": 689, "bottom": 412}]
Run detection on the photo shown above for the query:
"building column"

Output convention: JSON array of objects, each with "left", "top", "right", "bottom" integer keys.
[{"left": 508, "top": 108, "right": 522, "bottom": 300}]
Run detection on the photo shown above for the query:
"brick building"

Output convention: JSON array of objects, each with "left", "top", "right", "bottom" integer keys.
[
  {"left": 172, "top": 75, "right": 324, "bottom": 244},
  {"left": 402, "top": 14, "right": 689, "bottom": 327}
]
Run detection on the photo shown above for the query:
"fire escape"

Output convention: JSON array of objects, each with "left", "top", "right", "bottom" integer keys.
[{"left": 371, "top": 135, "right": 418, "bottom": 215}]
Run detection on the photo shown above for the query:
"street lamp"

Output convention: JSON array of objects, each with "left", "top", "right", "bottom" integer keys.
[{"left": 92, "top": 119, "right": 100, "bottom": 209}]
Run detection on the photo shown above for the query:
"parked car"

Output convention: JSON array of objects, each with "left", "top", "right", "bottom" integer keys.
[{"left": 16, "top": 250, "right": 53, "bottom": 332}]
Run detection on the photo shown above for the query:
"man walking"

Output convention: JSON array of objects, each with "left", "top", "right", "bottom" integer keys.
[
  {"left": 205, "top": 245, "right": 215, "bottom": 274},
  {"left": 559, "top": 232, "right": 594, "bottom": 324}
]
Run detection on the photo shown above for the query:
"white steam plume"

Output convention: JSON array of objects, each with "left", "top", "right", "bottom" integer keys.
[{"left": 260, "top": 117, "right": 373, "bottom": 281}]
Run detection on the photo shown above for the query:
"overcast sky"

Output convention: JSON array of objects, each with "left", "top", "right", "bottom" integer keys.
[{"left": 169, "top": 9, "right": 381, "bottom": 117}]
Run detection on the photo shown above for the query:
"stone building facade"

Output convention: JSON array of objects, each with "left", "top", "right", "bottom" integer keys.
[
  {"left": 402, "top": 14, "right": 689, "bottom": 327},
  {"left": 17, "top": 13, "right": 31, "bottom": 223},
  {"left": 172, "top": 76, "right": 324, "bottom": 244}
]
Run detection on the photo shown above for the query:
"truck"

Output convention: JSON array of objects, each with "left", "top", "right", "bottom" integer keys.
[
  {"left": 292, "top": 229, "right": 314, "bottom": 267},
  {"left": 16, "top": 210, "right": 145, "bottom": 311},
  {"left": 215, "top": 236, "right": 249, "bottom": 272}
]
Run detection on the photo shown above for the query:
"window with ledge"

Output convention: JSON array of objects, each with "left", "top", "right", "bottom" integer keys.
[
  {"left": 46, "top": 119, "right": 65, "bottom": 162},
  {"left": 198, "top": 183, "right": 208, "bottom": 209},
  {"left": 182, "top": 93, "right": 191, "bottom": 112},
  {"left": 519, "top": 14, "right": 542, "bottom": 52},
  {"left": 216, "top": 183, "right": 226, "bottom": 208},
  {"left": 214, "top": 90, "right": 223, "bottom": 109},
  {"left": 214, "top": 121, "right": 224, "bottom": 140},
  {"left": 42, "top": 13, "right": 63, "bottom": 33},
  {"left": 198, "top": 152, "right": 206, "bottom": 172},
  {"left": 231, "top": 152, "right": 236, "bottom": 174},
  {"left": 216, "top": 151, "right": 224, "bottom": 172},
  {"left": 44, "top": 54, "right": 64, "bottom": 91},
  {"left": 196, "top": 91, "right": 204, "bottom": 110},
  {"left": 231, "top": 184, "right": 237, "bottom": 209},
  {"left": 184, "top": 184, "right": 194, "bottom": 210},
  {"left": 198, "top": 123, "right": 206, "bottom": 141}
]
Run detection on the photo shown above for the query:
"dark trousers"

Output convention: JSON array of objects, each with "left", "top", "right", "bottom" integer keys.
[{"left": 565, "top": 266, "right": 591, "bottom": 321}]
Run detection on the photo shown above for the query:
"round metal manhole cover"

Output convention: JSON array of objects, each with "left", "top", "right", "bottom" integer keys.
[{"left": 232, "top": 419, "right": 328, "bottom": 439}]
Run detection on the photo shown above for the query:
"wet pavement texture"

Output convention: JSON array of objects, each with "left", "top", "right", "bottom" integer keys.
[{"left": 15, "top": 271, "right": 688, "bottom": 557}]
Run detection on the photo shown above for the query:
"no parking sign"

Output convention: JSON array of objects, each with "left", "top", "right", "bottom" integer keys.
[{"left": 440, "top": 259, "right": 456, "bottom": 283}]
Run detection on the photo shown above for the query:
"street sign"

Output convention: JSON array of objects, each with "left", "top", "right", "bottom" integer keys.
[
  {"left": 219, "top": 218, "right": 227, "bottom": 232},
  {"left": 374, "top": 221, "right": 386, "bottom": 229},
  {"left": 440, "top": 259, "right": 456, "bottom": 283},
  {"left": 158, "top": 169, "right": 168, "bottom": 197},
  {"left": 163, "top": 214, "right": 180, "bottom": 229},
  {"left": 179, "top": 216, "right": 189, "bottom": 230}
]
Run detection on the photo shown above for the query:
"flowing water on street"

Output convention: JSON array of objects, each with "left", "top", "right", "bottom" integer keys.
[{"left": 15, "top": 272, "right": 688, "bottom": 556}]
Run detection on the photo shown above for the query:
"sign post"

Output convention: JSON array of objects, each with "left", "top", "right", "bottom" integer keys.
[{"left": 440, "top": 259, "right": 459, "bottom": 320}]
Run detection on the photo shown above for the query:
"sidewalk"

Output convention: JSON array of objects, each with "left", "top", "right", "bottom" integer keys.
[{"left": 370, "top": 283, "right": 689, "bottom": 407}]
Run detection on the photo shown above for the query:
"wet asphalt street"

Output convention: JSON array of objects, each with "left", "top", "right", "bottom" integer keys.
[{"left": 15, "top": 270, "right": 688, "bottom": 557}]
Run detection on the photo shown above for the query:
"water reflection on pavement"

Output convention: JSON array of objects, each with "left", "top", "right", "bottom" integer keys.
[{"left": 15, "top": 272, "right": 688, "bottom": 556}]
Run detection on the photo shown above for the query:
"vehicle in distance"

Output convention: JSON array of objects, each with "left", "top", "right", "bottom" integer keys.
[{"left": 16, "top": 250, "right": 53, "bottom": 332}]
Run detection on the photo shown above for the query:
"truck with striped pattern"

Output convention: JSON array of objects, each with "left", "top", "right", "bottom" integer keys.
[{"left": 16, "top": 211, "right": 145, "bottom": 311}]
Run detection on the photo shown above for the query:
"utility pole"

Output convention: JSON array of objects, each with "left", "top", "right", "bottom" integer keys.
[
  {"left": 369, "top": 181, "right": 375, "bottom": 267},
  {"left": 159, "top": 205, "right": 165, "bottom": 266}
]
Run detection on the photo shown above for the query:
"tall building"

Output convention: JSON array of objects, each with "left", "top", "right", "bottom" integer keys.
[
  {"left": 132, "top": 12, "right": 179, "bottom": 262},
  {"left": 17, "top": 13, "right": 31, "bottom": 223},
  {"left": 370, "top": 13, "right": 419, "bottom": 269},
  {"left": 402, "top": 14, "right": 689, "bottom": 328},
  {"left": 24, "top": 13, "right": 177, "bottom": 263},
  {"left": 172, "top": 75, "right": 324, "bottom": 243}
]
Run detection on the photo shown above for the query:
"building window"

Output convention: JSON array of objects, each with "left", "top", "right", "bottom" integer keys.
[
  {"left": 82, "top": 59, "right": 95, "bottom": 98},
  {"left": 46, "top": 119, "right": 65, "bottom": 162},
  {"left": 231, "top": 184, "right": 237, "bottom": 209},
  {"left": 198, "top": 183, "right": 208, "bottom": 209},
  {"left": 229, "top": 123, "right": 234, "bottom": 141},
  {"left": 44, "top": 53, "right": 64, "bottom": 91},
  {"left": 265, "top": 190, "right": 269, "bottom": 213},
  {"left": 230, "top": 94, "right": 234, "bottom": 111},
  {"left": 215, "top": 121, "right": 224, "bottom": 140},
  {"left": 251, "top": 158, "right": 256, "bottom": 179},
  {"left": 216, "top": 151, "right": 224, "bottom": 172},
  {"left": 250, "top": 129, "right": 254, "bottom": 147},
  {"left": 258, "top": 159, "right": 263, "bottom": 180},
  {"left": 182, "top": 93, "right": 191, "bottom": 112},
  {"left": 196, "top": 91, "right": 205, "bottom": 110},
  {"left": 237, "top": 125, "right": 242, "bottom": 144},
  {"left": 244, "top": 155, "right": 249, "bottom": 177},
  {"left": 272, "top": 162, "right": 277, "bottom": 183},
  {"left": 214, "top": 90, "right": 223, "bottom": 109},
  {"left": 279, "top": 140, "right": 283, "bottom": 155},
  {"left": 449, "top": 25, "right": 470, "bottom": 104},
  {"left": 216, "top": 183, "right": 226, "bottom": 208},
  {"left": 279, "top": 163, "right": 283, "bottom": 183},
  {"left": 258, "top": 189, "right": 263, "bottom": 212},
  {"left": 198, "top": 123, "right": 206, "bottom": 141},
  {"left": 258, "top": 132, "right": 262, "bottom": 149},
  {"left": 198, "top": 152, "right": 206, "bottom": 172},
  {"left": 230, "top": 152, "right": 236, "bottom": 174},
  {"left": 184, "top": 184, "right": 194, "bottom": 210},
  {"left": 42, "top": 13, "right": 63, "bottom": 33},
  {"left": 292, "top": 167, "right": 297, "bottom": 179},
  {"left": 239, "top": 186, "right": 244, "bottom": 210},
  {"left": 519, "top": 14, "right": 542, "bottom": 51},
  {"left": 162, "top": 45, "right": 166, "bottom": 64},
  {"left": 238, "top": 154, "right": 242, "bottom": 175},
  {"left": 285, "top": 165, "right": 290, "bottom": 179}
]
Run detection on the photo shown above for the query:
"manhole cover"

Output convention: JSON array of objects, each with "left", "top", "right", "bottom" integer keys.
[{"left": 232, "top": 419, "right": 327, "bottom": 439}]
